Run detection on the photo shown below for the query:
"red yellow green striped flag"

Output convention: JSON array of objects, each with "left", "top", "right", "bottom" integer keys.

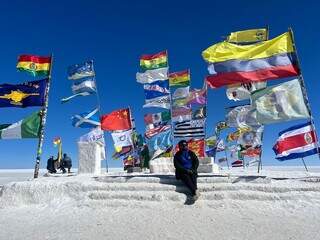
[
  {"left": 169, "top": 69, "right": 190, "bottom": 87},
  {"left": 140, "top": 51, "right": 168, "bottom": 70},
  {"left": 17, "top": 55, "right": 51, "bottom": 77}
]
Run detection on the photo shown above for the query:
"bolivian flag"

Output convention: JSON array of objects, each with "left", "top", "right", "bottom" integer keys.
[
  {"left": 169, "top": 69, "right": 190, "bottom": 87},
  {"left": 17, "top": 55, "right": 51, "bottom": 77},
  {"left": 140, "top": 51, "right": 168, "bottom": 70}
]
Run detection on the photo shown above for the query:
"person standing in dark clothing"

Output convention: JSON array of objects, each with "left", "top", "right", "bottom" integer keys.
[{"left": 174, "top": 140, "right": 200, "bottom": 201}]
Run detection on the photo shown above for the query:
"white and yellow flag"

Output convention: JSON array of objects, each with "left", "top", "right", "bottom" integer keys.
[
  {"left": 251, "top": 79, "right": 310, "bottom": 124},
  {"left": 227, "top": 28, "right": 268, "bottom": 43}
]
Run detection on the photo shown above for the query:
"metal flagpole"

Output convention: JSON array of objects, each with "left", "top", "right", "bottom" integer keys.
[
  {"left": 34, "top": 54, "right": 53, "bottom": 178},
  {"left": 91, "top": 60, "right": 109, "bottom": 173},
  {"left": 223, "top": 148, "right": 230, "bottom": 170},
  {"left": 166, "top": 50, "right": 175, "bottom": 159},
  {"left": 301, "top": 157, "right": 309, "bottom": 172},
  {"left": 289, "top": 27, "right": 320, "bottom": 161}
]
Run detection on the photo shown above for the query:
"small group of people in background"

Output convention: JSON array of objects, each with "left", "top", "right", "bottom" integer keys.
[{"left": 47, "top": 153, "right": 72, "bottom": 174}]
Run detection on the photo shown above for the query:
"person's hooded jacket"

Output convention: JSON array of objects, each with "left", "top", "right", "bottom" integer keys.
[{"left": 173, "top": 150, "right": 199, "bottom": 180}]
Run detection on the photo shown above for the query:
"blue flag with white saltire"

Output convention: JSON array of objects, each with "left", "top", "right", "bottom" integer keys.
[
  {"left": 72, "top": 108, "right": 101, "bottom": 128},
  {"left": 68, "top": 61, "right": 95, "bottom": 80}
]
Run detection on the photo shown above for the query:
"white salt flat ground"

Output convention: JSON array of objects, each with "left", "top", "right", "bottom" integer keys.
[{"left": 1, "top": 167, "right": 320, "bottom": 240}]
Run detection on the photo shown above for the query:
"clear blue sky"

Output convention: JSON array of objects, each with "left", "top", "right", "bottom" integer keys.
[{"left": 0, "top": 0, "right": 320, "bottom": 169}]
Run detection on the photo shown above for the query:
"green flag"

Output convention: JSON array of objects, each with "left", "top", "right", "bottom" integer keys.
[
  {"left": 0, "top": 111, "right": 41, "bottom": 139},
  {"left": 251, "top": 79, "right": 310, "bottom": 124}
]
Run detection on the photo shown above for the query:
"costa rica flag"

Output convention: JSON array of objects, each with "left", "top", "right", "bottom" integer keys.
[{"left": 273, "top": 122, "right": 319, "bottom": 161}]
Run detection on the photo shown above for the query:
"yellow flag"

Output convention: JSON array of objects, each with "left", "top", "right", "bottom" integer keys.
[
  {"left": 227, "top": 28, "right": 267, "bottom": 43},
  {"left": 202, "top": 32, "right": 294, "bottom": 63}
]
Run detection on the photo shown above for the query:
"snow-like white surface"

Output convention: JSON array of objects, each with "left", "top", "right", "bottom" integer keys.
[{"left": 1, "top": 167, "right": 320, "bottom": 240}]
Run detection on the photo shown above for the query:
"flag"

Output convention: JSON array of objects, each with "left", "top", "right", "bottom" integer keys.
[
  {"left": 0, "top": 79, "right": 47, "bottom": 108},
  {"left": 144, "top": 111, "right": 171, "bottom": 125},
  {"left": 112, "top": 145, "right": 133, "bottom": 159},
  {"left": 227, "top": 28, "right": 268, "bottom": 43},
  {"left": 136, "top": 67, "right": 168, "bottom": 84},
  {"left": 172, "top": 86, "right": 190, "bottom": 99},
  {"left": 206, "top": 148, "right": 216, "bottom": 157},
  {"left": 68, "top": 61, "right": 95, "bottom": 80},
  {"left": 203, "top": 32, "right": 299, "bottom": 88},
  {"left": 72, "top": 108, "right": 100, "bottom": 128},
  {"left": 0, "top": 111, "right": 41, "bottom": 139},
  {"left": 140, "top": 51, "right": 168, "bottom": 70},
  {"left": 206, "top": 135, "right": 217, "bottom": 147},
  {"left": 143, "top": 80, "right": 170, "bottom": 100},
  {"left": 172, "top": 97, "right": 189, "bottom": 108},
  {"left": 172, "top": 107, "right": 192, "bottom": 123},
  {"left": 143, "top": 95, "right": 170, "bottom": 109},
  {"left": 218, "top": 157, "right": 228, "bottom": 163},
  {"left": 238, "top": 126, "right": 263, "bottom": 147},
  {"left": 53, "top": 137, "right": 62, "bottom": 162},
  {"left": 216, "top": 139, "right": 225, "bottom": 152},
  {"left": 61, "top": 77, "right": 96, "bottom": 103},
  {"left": 273, "top": 122, "right": 318, "bottom": 161},
  {"left": 111, "top": 129, "right": 133, "bottom": 148},
  {"left": 101, "top": 108, "right": 132, "bottom": 131},
  {"left": 241, "top": 146, "right": 261, "bottom": 157},
  {"left": 192, "top": 106, "right": 206, "bottom": 120},
  {"left": 188, "top": 88, "right": 206, "bottom": 105},
  {"left": 187, "top": 138, "right": 205, "bottom": 157},
  {"left": 252, "top": 79, "right": 310, "bottom": 124},
  {"left": 17, "top": 55, "right": 51, "bottom": 77},
  {"left": 145, "top": 124, "right": 171, "bottom": 139},
  {"left": 147, "top": 128, "right": 172, "bottom": 152},
  {"left": 71, "top": 78, "right": 96, "bottom": 94},
  {"left": 174, "top": 119, "right": 205, "bottom": 138},
  {"left": 232, "top": 160, "right": 244, "bottom": 168},
  {"left": 226, "top": 104, "right": 260, "bottom": 128},
  {"left": 215, "top": 121, "right": 228, "bottom": 135},
  {"left": 226, "top": 82, "right": 267, "bottom": 101},
  {"left": 53, "top": 137, "right": 61, "bottom": 146},
  {"left": 226, "top": 127, "right": 250, "bottom": 142},
  {"left": 79, "top": 127, "right": 105, "bottom": 144},
  {"left": 169, "top": 70, "right": 190, "bottom": 87}
]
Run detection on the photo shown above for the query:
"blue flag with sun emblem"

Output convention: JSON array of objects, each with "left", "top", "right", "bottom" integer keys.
[{"left": 0, "top": 79, "right": 47, "bottom": 108}]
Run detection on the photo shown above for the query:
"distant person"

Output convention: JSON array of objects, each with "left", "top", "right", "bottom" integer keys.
[
  {"left": 61, "top": 153, "right": 72, "bottom": 173},
  {"left": 46, "top": 156, "right": 56, "bottom": 174},
  {"left": 174, "top": 140, "right": 200, "bottom": 202}
]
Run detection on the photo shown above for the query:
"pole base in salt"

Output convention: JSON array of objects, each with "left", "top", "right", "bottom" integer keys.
[{"left": 78, "top": 141, "right": 104, "bottom": 175}]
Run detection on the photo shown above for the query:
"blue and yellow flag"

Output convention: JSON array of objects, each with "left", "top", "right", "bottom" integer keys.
[{"left": 0, "top": 79, "right": 47, "bottom": 108}]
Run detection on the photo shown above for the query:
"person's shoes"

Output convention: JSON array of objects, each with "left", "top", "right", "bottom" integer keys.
[
  {"left": 185, "top": 195, "right": 195, "bottom": 205},
  {"left": 193, "top": 190, "right": 200, "bottom": 201}
]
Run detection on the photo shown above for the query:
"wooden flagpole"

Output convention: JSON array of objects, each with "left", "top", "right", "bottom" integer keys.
[
  {"left": 289, "top": 27, "right": 320, "bottom": 161},
  {"left": 91, "top": 60, "right": 108, "bottom": 173},
  {"left": 34, "top": 54, "right": 53, "bottom": 178}
]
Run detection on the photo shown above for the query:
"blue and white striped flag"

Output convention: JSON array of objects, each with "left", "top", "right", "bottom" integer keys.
[
  {"left": 72, "top": 108, "right": 101, "bottom": 128},
  {"left": 62, "top": 77, "right": 96, "bottom": 103},
  {"left": 68, "top": 61, "right": 95, "bottom": 80}
]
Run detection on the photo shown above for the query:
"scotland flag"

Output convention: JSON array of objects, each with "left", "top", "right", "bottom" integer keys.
[
  {"left": 68, "top": 61, "right": 95, "bottom": 80},
  {"left": 72, "top": 108, "right": 101, "bottom": 128}
]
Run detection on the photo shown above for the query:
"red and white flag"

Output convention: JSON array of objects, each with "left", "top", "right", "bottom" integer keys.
[{"left": 273, "top": 122, "right": 319, "bottom": 161}]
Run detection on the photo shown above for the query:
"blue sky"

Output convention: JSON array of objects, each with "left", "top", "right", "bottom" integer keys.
[{"left": 0, "top": 0, "right": 320, "bottom": 169}]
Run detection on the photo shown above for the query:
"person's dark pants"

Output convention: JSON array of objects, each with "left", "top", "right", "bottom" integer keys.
[{"left": 179, "top": 172, "right": 197, "bottom": 196}]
